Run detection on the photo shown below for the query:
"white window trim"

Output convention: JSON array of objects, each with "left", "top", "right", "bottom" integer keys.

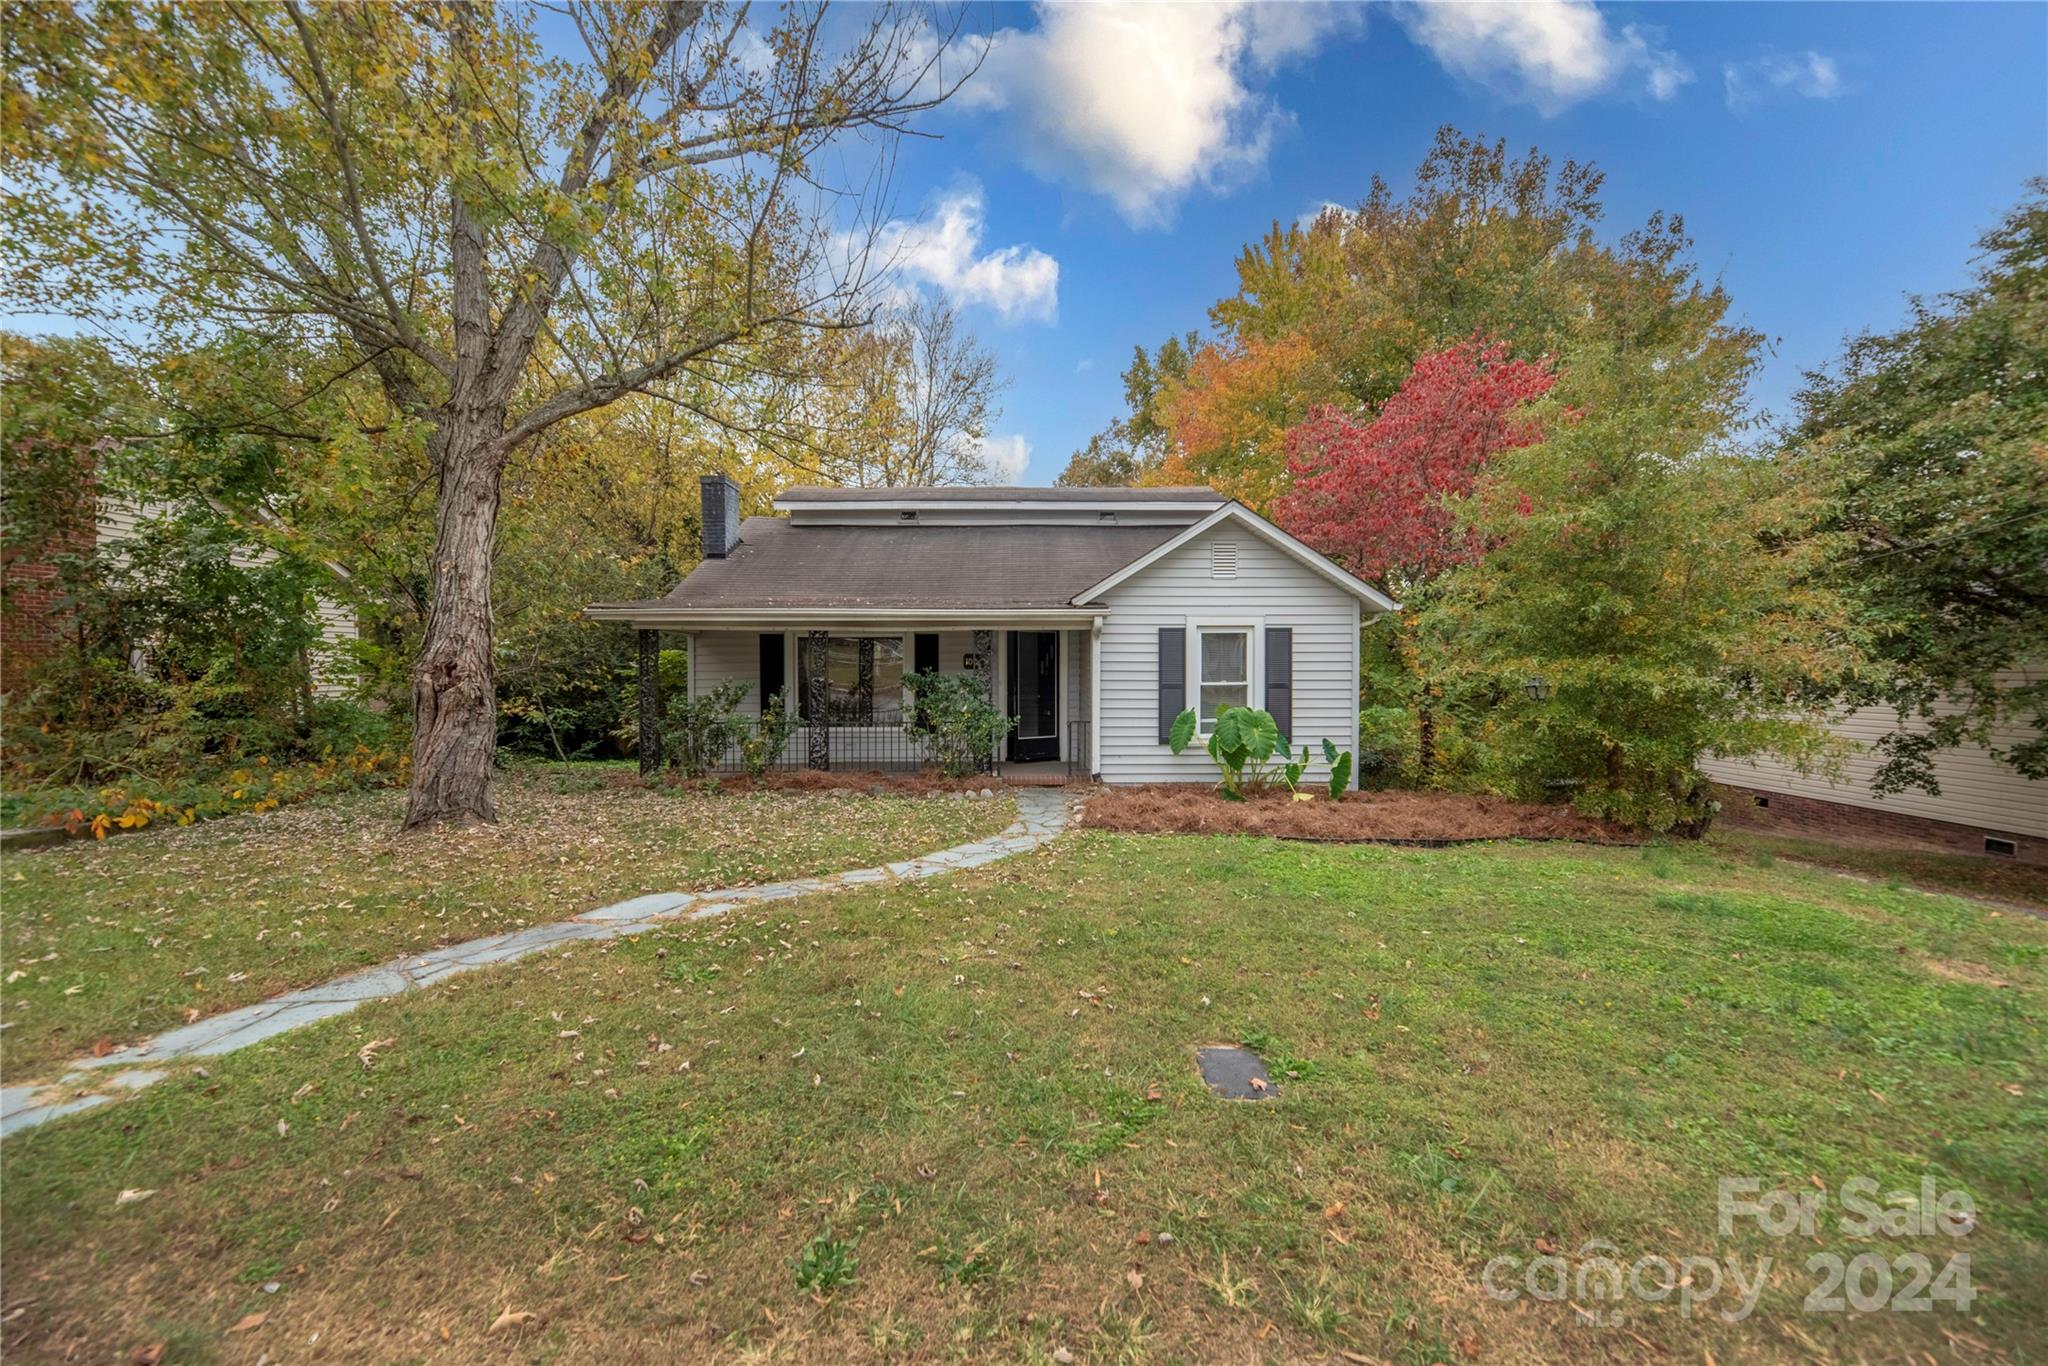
[{"left": 1187, "top": 618, "right": 1263, "bottom": 736}]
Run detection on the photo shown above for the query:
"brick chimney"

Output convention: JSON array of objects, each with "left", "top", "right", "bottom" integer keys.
[{"left": 699, "top": 473, "right": 741, "bottom": 559}]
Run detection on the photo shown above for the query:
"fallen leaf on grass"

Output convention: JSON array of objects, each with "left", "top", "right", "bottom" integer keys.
[
  {"left": 129, "top": 1343, "right": 166, "bottom": 1365},
  {"left": 1125, "top": 1270, "right": 1144, "bottom": 1291},
  {"left": 114, "top": 1188, "right": 157, "bottom": 1207},
  {"left": 225, "top": 1311, "right": 267, "bottom": 1333},
  {"left": 358, "top": 1037, "right": 396, "bottom": 1070},
  {"left": 1323, "top": 1201, "right": 1345, "bottom": 1221},
  {"left": 488, "top": 1308, "right": 539, "bottom": 1333}
]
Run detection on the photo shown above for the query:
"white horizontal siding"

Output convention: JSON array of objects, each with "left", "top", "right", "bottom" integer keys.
[
  {"left": 1701, "top": 671, "right": 2045, "bottom": 837},
  {"left": 1096, "top": 524, "right": 1361, "bottom": 785}
]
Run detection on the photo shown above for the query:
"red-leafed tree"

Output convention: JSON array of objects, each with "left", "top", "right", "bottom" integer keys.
[{"left": 1274, "top": 338, "right": 1555, "bottom": 593}]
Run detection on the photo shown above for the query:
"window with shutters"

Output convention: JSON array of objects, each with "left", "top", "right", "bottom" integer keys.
[
  {"left": 1197, "top": 628, "right": 1250, "bottom": 732},
  {"left": 796, "top": 636, "right": 904, "bottom": 723}
]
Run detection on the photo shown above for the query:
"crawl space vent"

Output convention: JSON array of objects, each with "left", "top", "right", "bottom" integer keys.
[
  {"left": 1210, "top": 542, "right": 1238, "bottom": 579},
  {"left": 1985, "top": 837, "right": 2018, "bottom": 858}
]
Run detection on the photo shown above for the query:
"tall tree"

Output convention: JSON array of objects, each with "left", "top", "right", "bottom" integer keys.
[
  {"left": 1150, "top": 332, "right": 1339, "bottom": 510},
  {"left": 1273, "top": 337, "right": 1555, "bottom": 590},
  {"left": 805, "top": 297, "right": 1006, "bottom": 486},
  {"left": 1056, "top": 333, "right": 1197, "bottom": 487},
  {"left": 3, "top": 1, "right": 969, "bottom": 827},
  {"left": 1431, "top": 325, "right": 1855, "bottom": 832},
  {"left": 1790, "top": 183, "right": 2048, "bottom": 792},
  {"left": 1155, "top": 128, "right": 1724, "bottom": 509}
]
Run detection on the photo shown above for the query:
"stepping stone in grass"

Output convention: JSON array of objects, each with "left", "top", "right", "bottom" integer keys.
[{"left": 1195, "top": 1044, "right": 1277, "bottom": 1101}]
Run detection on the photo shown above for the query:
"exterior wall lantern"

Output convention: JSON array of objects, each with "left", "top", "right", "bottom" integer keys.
[{"left": 1524, "top": 675, "right": 1551, "bottom": 702}]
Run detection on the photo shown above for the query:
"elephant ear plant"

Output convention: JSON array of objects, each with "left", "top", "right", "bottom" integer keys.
[{"left": 1169, "top": 706, "right": 1357, "bottom": 800}]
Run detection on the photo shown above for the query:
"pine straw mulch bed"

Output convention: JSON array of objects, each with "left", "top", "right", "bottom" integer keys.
[{"left": 1076, "top": 785, "right": 1642, "bottom": 846}]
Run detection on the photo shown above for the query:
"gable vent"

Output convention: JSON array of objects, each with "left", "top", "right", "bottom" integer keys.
[{"left": 1210, "top": 541, "right": 1238, "bottom": 579}]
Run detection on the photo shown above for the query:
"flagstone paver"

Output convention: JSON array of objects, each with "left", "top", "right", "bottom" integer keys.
[{"left": 0, "top": 789, "right": 1072, "bottom": 1138}]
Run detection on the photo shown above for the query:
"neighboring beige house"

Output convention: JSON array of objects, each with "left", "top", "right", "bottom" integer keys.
[
  {"left": 1703, "top": 671, "right": 2045, "bottom": 863},
  {"left": 588, "top": 478, "right": 1398, "bottom": 783}
]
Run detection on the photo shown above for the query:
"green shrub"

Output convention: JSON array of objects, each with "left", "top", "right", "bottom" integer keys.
[
  {"left": 658, "top": 679, "right": 749, "bottom": 779},
  {"left": 904, "top": 670, "right": 1012, "bottom": 778},
  {"left": 738, "top": 690, "right": 798, "bottom": 778}
]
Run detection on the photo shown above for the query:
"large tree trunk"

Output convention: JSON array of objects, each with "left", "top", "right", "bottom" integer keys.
[{"left": 403, "top": 419, "right": 505, "bottom": 830}]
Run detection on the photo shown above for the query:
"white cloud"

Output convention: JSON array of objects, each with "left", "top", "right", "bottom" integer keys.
[
  {"left": 1296, "top": 199, "right": 1348, "bottom": 231},
  {"left": 1398, "top": 1, "right": 1690, "bottom": 113},
  {"left": 871, "top": 183, "right": 1059, "bottom": 325},
  {"left": 1723, "top": 50, "right": 1843, "bottom": 112},
  {"left": 956, "top": 2, "right": 1361, "bottom": 228},
  {"left": 974, "top": 432, "right": 1032, "bottom": 483}
]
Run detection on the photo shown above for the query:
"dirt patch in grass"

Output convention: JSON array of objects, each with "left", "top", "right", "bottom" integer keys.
[
  {"left": 1924, "top": 956, "right": 2013, "bottom": 988},
  {"left": 1078, "top": 785, "right": 1638, "bottom": 844}
]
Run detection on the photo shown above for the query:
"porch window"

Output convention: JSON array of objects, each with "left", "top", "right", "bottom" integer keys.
[
  {"left": 797, "top": 636, "right": 904, "bottom": 723},
  {"left": 1197, "top": 628, "right": 1250, "bottom": 732}
]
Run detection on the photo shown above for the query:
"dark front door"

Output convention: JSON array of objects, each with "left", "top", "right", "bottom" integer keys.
[{"left": 1007, "top": 631, "right": 1059, "bottom": 762}]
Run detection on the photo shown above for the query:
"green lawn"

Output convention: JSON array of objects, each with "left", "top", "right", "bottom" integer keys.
[
  {"left": 3, "top": 829, "right": 2041, "bottom": 1362},
  {"left": 0, "top": 771, "right": 1015, "bottom": 1078}
]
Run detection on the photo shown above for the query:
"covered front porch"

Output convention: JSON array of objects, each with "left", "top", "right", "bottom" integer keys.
[{"left": 602, "top": 612, "right": 1103, "bottom": 784}]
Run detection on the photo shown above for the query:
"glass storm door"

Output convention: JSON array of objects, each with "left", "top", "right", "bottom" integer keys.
[{"left": 1007, "top": 631, "right": 1059, "bottom": 762}]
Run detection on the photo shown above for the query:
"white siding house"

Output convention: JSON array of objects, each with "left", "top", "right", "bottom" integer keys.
[
  {"left": 589, "top": 480, "right": 1395, "bottom": 782},
  {"left": 1093, "top": 519, "right": 1362, "bottom": 786}
]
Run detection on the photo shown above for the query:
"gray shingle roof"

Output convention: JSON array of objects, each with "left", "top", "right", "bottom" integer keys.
[
  {"left": 594, "top": 517, "right": 1185, "bottom": 613},
  {"left": 775, "top": 485, "right": 1221, "bottom": 504}
]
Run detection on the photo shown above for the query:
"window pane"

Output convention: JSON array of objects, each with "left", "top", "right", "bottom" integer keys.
[
  {"left": 1200, "top": 683, "right": 1249, "bottom": 723},
  {"left": 798, "top": 636, "right": 904, "bottom": 723},
  {"left": 1200, "top": 630, "right": 1247, "bottom": 684},
  {"left": 870, "top": 638, "right": 903, "bottom": 719}
]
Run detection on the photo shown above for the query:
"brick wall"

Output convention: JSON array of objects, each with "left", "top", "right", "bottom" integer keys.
[
  {"left": 1714, "top": 783, "right": 2045, "bottom": 866},
  {"left": 1, "top": 455, "right": 97, "bottom": 693}
]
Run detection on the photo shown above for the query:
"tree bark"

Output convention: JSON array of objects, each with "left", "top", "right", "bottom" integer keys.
[{"left": 402, "top": 416, "right": 504, "bottom": 830}]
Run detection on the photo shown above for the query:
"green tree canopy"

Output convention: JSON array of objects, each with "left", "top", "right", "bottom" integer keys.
[
  {"left": 1789, "top": 183, "right": 2048, "bottom": 792},
  {"left": 3, "top": 0, "right": 970, "bottom": 827}
]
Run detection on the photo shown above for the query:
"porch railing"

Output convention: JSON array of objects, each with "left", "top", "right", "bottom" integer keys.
[
  {"left": 692, "top": 709, "right": 995, "bottom": 778},
  {"left": 1067, "top": 720, "right": 1091, "bottom": 781}
]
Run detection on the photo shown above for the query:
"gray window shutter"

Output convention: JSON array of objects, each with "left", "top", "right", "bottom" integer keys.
[
  {"left": 1157, "top": 628, "right": 1185, "bottom": 743},
  {"left": 1264, "top": 627, "right": 1293, "bottom": 743}
]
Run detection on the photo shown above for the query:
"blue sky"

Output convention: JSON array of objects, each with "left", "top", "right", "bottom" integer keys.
[{"left": 874, "top": 1, "right": 2048, "bottom": 482}]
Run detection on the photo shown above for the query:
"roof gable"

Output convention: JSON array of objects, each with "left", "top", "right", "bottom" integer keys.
[{"left": 1069, "top": 504, "right": 1400, "bottom": 613}]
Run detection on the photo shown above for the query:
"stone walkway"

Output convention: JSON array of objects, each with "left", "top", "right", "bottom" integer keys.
[{"left": 0, "top": 789, "right": 1072, "bottom": 1139}]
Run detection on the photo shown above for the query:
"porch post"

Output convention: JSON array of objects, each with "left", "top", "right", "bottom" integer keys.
[
  {"left": 971, "top": 628, "right": 996, "bottom": 774},
  {"left": 637, "top": 628, "right": 663, "bottom": 776},
  {"left": 1089, "top": 619, "right": 1103, "bottom": 779},
  {"left": 804, "top": 629, "right": 830, "bottom": 770}
]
